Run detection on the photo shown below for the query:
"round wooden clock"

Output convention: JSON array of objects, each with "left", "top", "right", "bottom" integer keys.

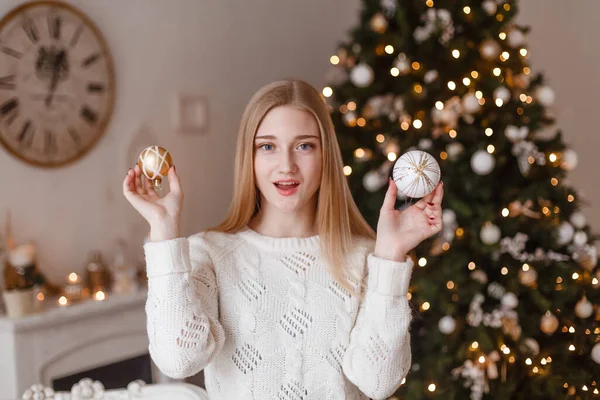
[{"left": 0, "top": 1, "right": 115, "bottom": 167}]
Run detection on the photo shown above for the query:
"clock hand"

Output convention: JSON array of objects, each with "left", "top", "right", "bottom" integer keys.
[{"left": 45, "top": 50, "right": 65, "bottom": 107}]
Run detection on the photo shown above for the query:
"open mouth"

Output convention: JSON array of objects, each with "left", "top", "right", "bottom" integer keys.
[{"left": 274, "top": 181, "right": 300, "bottom": 196}]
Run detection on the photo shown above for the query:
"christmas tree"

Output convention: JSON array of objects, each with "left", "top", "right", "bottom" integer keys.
[{"left": 322, "top": 0, "right": 600, "bottom": 399}]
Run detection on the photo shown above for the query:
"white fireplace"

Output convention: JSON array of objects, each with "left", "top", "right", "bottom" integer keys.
[{"left": 0, "top": 289, "right": 170, "bottom": 400}]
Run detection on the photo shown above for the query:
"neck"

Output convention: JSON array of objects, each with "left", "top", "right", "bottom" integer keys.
[{"left": 249, "top": 200, "right": 318, "bottom": 238}]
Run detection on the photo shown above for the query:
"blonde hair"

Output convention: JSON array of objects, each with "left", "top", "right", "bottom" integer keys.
[{"left": 210, "top": 79, "right": 375, "bottom": 294}]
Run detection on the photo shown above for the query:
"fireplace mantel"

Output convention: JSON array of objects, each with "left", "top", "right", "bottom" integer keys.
[{"left": 0, "top": 289, "right": 167, "bottom": 400}]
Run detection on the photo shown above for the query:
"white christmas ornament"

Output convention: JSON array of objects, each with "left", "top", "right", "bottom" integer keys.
[
  {"left": 480, "top": 39, "right": 501, "bottom": 61},
  {"left": 439, "top": 315, "right": 456, "bottom": 334},
  {"left": 540, "top": 311, "right": 559, "bottom": 335},
  {"left": 442, "top": 209, "right": 457, "bottom": 225},
  {"left": 363, "top": 170, "right": 388, "bottom": 192},
  {"left": 592, "top": 343, "right": 600, "bottom": 364},
  {"left": 573, "top": 231, "right": 588, "bottom": 246},
  {"left": 536, "top": 86, "right": 555, "bottom": 107},
  {"left": 471, "top": 150, "right": 495, "bottom": 175},
  {"left": 520, "top": 338, "right": 540, "bottom": 356},
  {"left": 575, "top": 297, "right": 593, "bottom": 319},
  {"left": 446, "top": 142, "right": 465, "bottom": 160},
  {"left": 424, "top": 69, "right": 439, "bottom": 84},
  {"left": 462, "top": 92, "right": 481, "bottom": 114},
  {"left": 570, "top": 211, "right": 586, "bottom": 229},
  {"left": 480, "top": 223, "right": 501, "bottom": 245},
  {"left": 392, "top": 150, "right": 441, "bottom": 198},
  {"left": 501, "top": 292, "right": 519, "bottom": 309},
  {"left": 482, "top": 0, "right": 497, "bottom": 15},
  {"left": 556, "top": 221, "right": 575, "bottom": 245},
  {"left": 494, "top": 86, "right": 511, "bottom": 103},
  {"left": 561, "top": 148, "right": 578, "bottom": 171},
  {"left": 505, "top": 125, "right": 529, "bottom": 143},
  {"left": 507, "top": 29, "right": 526, "bottom": 48},
  {"left": 350, "top": 63, "right": 374, "bottom": 88}
]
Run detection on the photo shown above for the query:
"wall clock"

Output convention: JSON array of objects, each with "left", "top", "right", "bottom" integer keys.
[{"left": 0, "top": 1, "right": 115, "bottom": 167}]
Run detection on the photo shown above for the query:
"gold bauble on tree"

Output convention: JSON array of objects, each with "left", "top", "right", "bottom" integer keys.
[{"left": 137, "top": 146, "right": 173, "bottom": 187}]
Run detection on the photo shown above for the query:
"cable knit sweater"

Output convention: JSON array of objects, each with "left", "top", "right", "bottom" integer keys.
[{"left": 143, "top": 227, "right": 414, "bottom": 400}]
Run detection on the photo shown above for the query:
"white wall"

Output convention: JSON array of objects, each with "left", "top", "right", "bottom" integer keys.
[
  {"left": 517, "top": 1, "right": 600, "bottom": 228},
  {"left": 0, "top": 0, "right": 361, "bottom": 283},
  {"left": 1, "top": 0, "right": 598, "bottom": 285}
]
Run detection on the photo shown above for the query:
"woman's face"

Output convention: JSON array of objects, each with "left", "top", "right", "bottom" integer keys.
[{"left": 253, "top": 105, "right": 322, "bottom": 215}]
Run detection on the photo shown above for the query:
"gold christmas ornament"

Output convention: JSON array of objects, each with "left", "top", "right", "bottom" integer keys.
[
  {"left": 137, "top": 146, "right": 173, "bottom": 187},
  {"left": 540, "top": 311, "right": 559, "bottom": 335}
]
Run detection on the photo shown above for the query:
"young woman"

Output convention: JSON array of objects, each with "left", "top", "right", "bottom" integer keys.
[{"left": 123, "top": 79, "right": 443, "bottom": 400}]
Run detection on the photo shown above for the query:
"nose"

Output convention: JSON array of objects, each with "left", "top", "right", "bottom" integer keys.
[{"left": 279, "top": 148, "right": 298, "bottom": 174}]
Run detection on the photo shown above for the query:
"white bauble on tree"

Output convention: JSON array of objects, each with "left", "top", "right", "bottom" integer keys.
[
  {"left": 480, "top": 223, "right": 501, "bottom": 245},
  {"left": 439, "top": 315, "right": 456, "bottom": 335},
  {"left": 518, "top": 267, "right": 538, "bottom": 288},
  {"left": 442, "top": 209, "right": 457, "bottom": 225},
  {"left": 592, "top": 343, "right": 600, "bottom": 364},
  {"left": 480, "top": 39, "right": 501, "bottom": 60},
  {"left": 575, "top": 297, "right": 594, "bottom": 319},
  {"left": 446, "top": 142, "right": 464, "bottom": 160},
  {"left": 573, "top": 231, "right": 588, "bottom": 246},
  {"left": 482, "top": 0, "right": 497, "bottom": 15},
  {"left": 536, "top": 86, "right": 555, "bottom": 106},
  {"left": 507, "top": 29, "right": 526, "bottom": 48},
  {"left": 369, "top": 13, "right": 388, "bottom": 33},
  {"left": 520, "top": 338, "right": 540, "bottom": 356},
  {"left": 556, "top": 221, "right": 575, "bottom": 246},
  {"left": 363, "top": 170, "right": 388, "bottom": 192},
  {"left": 570, "top": 211, "right": 586, "bottom": 229},
  {"left": 470, "top": 150, "right": 495, "bottom": 175},
  {"left": 494, "top": 86, "right": 511, "bottom": 103},
  {"left": 462, "top": 92, "right": 481, "bottom": 114},
  {"left": 424, "top": 69, "right": 438, "bottom": 84},
  {"left": 540, "top": 311, "right": 559, "bottom": 335},
  {"left": 561, "top": 148, "right": 578, "bottom": 171},
  {"left": 350, "top": 63, "right": 374, "bottom": 88},
  {"left": 501, "top": 292, "right": 519, "bottom": 309},
  {"left": 392, "top": 150, "right": 441, "bottom": 198}
]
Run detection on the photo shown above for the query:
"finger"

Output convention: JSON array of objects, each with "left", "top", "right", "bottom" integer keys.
[
  {"left": 431, "top": 182, "right": 444, "bottom": 205},
  {"left": 381, "top": 178, "right": 397, "bottom": 211},
  {"left": 134, "top": 165, "right": 146, "bottom": 196},
  {"left": 168, "top": 166, "right": 183, "bottom": 196},
  {"left": 144, "top": 176, "right": 159, "bottom": 200}
]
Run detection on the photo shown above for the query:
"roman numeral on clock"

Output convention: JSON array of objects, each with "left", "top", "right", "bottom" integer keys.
[
  {"left": 48, "top": 14, "right": 61, "bottom": 40},
  {"left": 44, "top": 131, "right": 58, "bottom": 154},
  {"left": 80, "top": 106, "right": 98, "bottom": 125},
  {"left": 18, "top": 119, "right": 34, "bottom": 147},
  {"left": 0, "top": 98, "right": 18, "bottom": 115},
  {"left": 21, "top": 16, "right": 39, "bottom": 43},
  {"left": 0, "top": 75, "right": 15, "bottom": 90}
]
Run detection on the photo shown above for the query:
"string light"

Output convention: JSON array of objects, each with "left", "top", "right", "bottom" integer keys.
[
  {"left": 440, "top": 151, "right": 448, "bottom": 160},
  {"left": 435, "top": 101, "right": 444, "bottom": 110},
  {"left": 343, "top": 166, "right": 352, "bottom": 176},
  {"left": 376, "top": 134, "right": 385, "bottom": 143},
  {"left": 499, "top": 32, "right": 507, "bottom": 40},
  {"left": 387, "top": 152, "right": 397, "bottom": 162},
  {"left": 551, "top": 178, "right": 558, "bottom": 186},
  {"left": 449, "top": 129, "right": 457, "bottom": 138},
  {"left": 502, "top": 208, "right": 510, "bottom": 217},
  {"left": 426, "top": 0, "right": 434, "bottom": 6},
  {"left": 572, "top": 272, "right": 580, "bottom": 280},
  {"left": 413, "top": 119, "right": 423, "bottom": 129},
  {"left": 422, "top": 302, "right": 431, "bottom": 311},
  {"left": 525, "top": 358, "right": 532, "bottom": 365},
  {"left": 568, "top": 194, "right": 575, "bottom": 202},
  {"left": 412, "top": 61, "right": 421, "bottom": 70},
  {"left": 330, "top": 55, "right": 340, "bottom": 65},
  {"left": 357, "top": 118, "right": 366, "bottom": 127},
  {"left": 468, "top": 262, "right": 476, "bottom": 270},
  {"left": 390, "top": 67, "right": 400, "bottom": 77},
  {"left": 520, "top": 94, "right": 527, "bottom": 102},
  {"left": 496, "top": 14, "right": 504, "bottom": 22},
  {"left": 407, "top": 292, "right": 412, "bottom": 300},
  {"left": 485, "top": 128, "right": 493, "bottom": 136},
  {"left": 476, "top": 91, "right": 483, "bottom": 99},
  {"left": 442, "top": 242, "right": 450, "bottom": 251},
  {"left": 549, "top": 153, "right": 557, "bottom": 162},
  {"left": 522, "top": 263, "right": 530, "bottom": 271},
  {"left": 501, "top": 267, "right": 508, "bottom": 275},
  {"left": 401, "top": 121, "right": 410, "bottom": 130},
  {"left": 452, "top": 49, "right": 460, "bottom": 58},
  {"left": 541, "top": 358, "right": 547, "bottom": 365},
  {"left": 504, "top": 3, "right": 511, "bottom": 11},
  {"left": 471, "top": 341, "right": 479, "bottom": 349},
  {"left": 509, "top": 356, "right": 515, "bottom": 363},
  {"left": 348, "top": 102, "right": 356, "bottom": 110},
  {"left": 592, "top": 277, "right": 599, "bottom": 285},
  {"left": 419, "top": 257, "right": 428, "bottom": 267},
  {"left": 556, "top": 277, "right": 563, "bottom": 283},
  {"left": 500, "top": 51, "right": 510, "bottom": 61},
  {"left": 487, "top": 145, "right": 495, "bottom": 153},
  {"left": 463, "top": 6, "right": 471, "bottom": 14},
  {"left": 502, "top": 346, "right": 510, "bottom": 355},
  {"left": 569, "top": 326, "right": 575, "bottom": 333},
  {"left": 478, "top": 356, "right": 486, "bottom": 363},
  {"left": 532, "top": 367, "right": 539, "bottom": 373},
  {"left": 447, "top": 281, "right": 455, "bottom": 289},
  {"left": 495, "top": 99, "right": 504, "bottom": 107},
  {"left": 414, "top": 84, "right": 423, "bottom": 93},
  {"left": 385, "top": 45, "right": 395, "bottom": 54},
  {"left": 471, "top": 71, "right": 479, "bottom": 78},
  {"left": 463, "top": 77, "right": 471, "bottom": 86},
  {"left": 520, "top": 48, "right": 528, "bottom": 57},
  {"left": 448, "top": 81, "right": 457, "bottom": 90},
  {"left": 428, "top": 383, "right": 436, "bottom": 392},
  {"left": 523, "top": 67, "right": 531, "bottom": 74},
  {"left": 322, "top": 87, "right": 333, "bottom": 97},
  {"left": 456, "top": 228, "right": 464, "bottom": 237},
  {"left": 569, "top": 345, "right": 575, "bottom": 351},
  {"left": 493, "top": 68, "right": 502, "bottom": 76}
]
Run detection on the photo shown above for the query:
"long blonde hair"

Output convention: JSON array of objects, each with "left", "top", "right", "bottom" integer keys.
[{"left": 210, "top": 79, "right": 375, "bottom": 293}]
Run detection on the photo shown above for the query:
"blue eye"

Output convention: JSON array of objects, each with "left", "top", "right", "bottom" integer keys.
[
  {"left": 258, "top": 143, "right": 273, "bottom": 151},
  {"left": 299, "top": 143, "right": 313, "bottom": 150}
]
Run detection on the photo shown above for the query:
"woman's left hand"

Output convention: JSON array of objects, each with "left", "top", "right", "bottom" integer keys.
[{"left": 373, "top": 179, "right": 444, "bottom": 261}]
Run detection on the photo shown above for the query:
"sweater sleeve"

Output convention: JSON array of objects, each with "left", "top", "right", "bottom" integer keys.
[
  {"left": 342, "top": 253, "right": 414, "bottom": 400},
  {"left": 143, "top": 233, "right": 225, "bottom": 379}
]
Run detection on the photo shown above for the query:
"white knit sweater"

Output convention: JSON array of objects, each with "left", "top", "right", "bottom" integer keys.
[{"left": 143, "top": 227, "right": 414, "bottom": 400}]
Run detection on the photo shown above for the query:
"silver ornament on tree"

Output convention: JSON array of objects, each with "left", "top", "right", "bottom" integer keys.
[
  {"left": 480, "top": 222, "right": 501, "bottom": 245},
  {"left": 470, "top": 150, "right": 495, "bottom": 175},
  {"left": 480, "top": 39, "right": 501, "bottom": 61},
  {"left": 392, "top": 150, "right": 441, "bottom": 198},
  {"left": 506, "top": 29, "right": 526, "bottom": 48},
  {"left": 438, "top": 315, "right": 456, "bottom": 335},
  {"left": 350, "top": 63, "right": 374, "bottom": 88},
  {"left": 573, "top": 231, "right": 588, "bottom": 247},
  {"left": 501, "top": 292, "right": 519, "bottom": 309},
  {"left": 574, "top": 296, "right": 593, "bottom": 319},
  {"left": 561, "top": 148, "right": 578, "bottom": 171},
  {"left": 570, "top": 211, "right": 586, "bottom": 229},
  {"left": 482, "top": 0, "right": 497, "bottom": 15},
  {"left": 535, "top": 86, "right": 555, "bottom": 107},
  {"left": 592, "top": 343, "right": 600, "bottom": 364},
  {"left": 540, "top": 311, "right": 559, "bottom": 335},
  {"left": 556, "top": 222, "right": 575, "bottom": 246},
  {"left": 494, "top": 86, "right": 511, "bottom": 103}
]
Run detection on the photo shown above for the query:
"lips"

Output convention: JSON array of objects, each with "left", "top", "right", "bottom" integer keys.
[{"left": 274, "top": 180, "right": 300, "bottom": 196}]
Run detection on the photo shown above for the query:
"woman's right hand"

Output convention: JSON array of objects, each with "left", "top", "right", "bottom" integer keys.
[{"left": 122, "top": 164, "right": 183, "bottom": 242}]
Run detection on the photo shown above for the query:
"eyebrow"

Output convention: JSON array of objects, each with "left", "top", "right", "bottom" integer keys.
[{"left": 254, "top": 134, "right": 320, "bottom": 140}]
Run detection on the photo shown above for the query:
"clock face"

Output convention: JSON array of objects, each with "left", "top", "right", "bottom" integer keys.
[{"left": 0, "top": 1, "right": 115, "bottom": 167}]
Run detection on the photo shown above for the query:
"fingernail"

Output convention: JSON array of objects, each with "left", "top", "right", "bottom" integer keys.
[
  {"left": 428, "top": 202, "right": 434, "bottom": 206},
  {"left": 429, "top": 216, "right": 435, "bottom": 220}
]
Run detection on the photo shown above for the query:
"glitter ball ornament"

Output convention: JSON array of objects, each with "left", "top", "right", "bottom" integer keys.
[
  {"left": 137, "top": 146, "right": 173, "bottom": 187},
  {"left": 561, "top": 148, "right": 578, "bottom": 171},
  {"left": 501, "top": 292, "right": 518, "bottom": 309},
  {"left": 573, "top": 231, "right": 588, "bottom": 246},
  {"left": 470, "top": 150, "right": 495, "bottom": 175},
  {"left": 540, "top": 311, "right": 559, "bottom": 335},
  {"left": 536, "top": 86, "right": 555, "bottom": 107},
  {"left": 592, "top": 343, "right": 600, "bottom": 364},
  {"left": 350, "top": 63, "right": 374, "bottom": 88},
  {"left": 392, "top": 150, "right": 441, "bottom": 198},
  {"left": 439, "top": 316, "right": 456, "bottom": 335},
  {"left": 575, "top": 297, "right": 593, "bottom": 319}
]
